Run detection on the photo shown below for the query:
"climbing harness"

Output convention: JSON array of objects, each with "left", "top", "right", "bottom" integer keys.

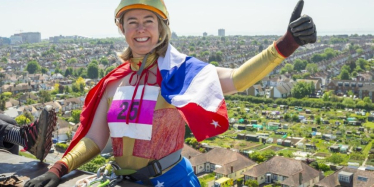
[{"left": 75, "top": 161, "right": 123, "bottom": 187}]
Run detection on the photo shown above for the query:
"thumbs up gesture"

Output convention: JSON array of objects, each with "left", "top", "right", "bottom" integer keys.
[
  {"left": 276, "top": 0, "right": 317, "bottom": 57},
  {"left": 289, "top": 0, "right": 317, "bottom": 45}
]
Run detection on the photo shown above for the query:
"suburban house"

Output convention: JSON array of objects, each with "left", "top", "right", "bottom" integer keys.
[
  {"left": 315, "top": 167, "right": 374, "bottom": 187},
  {"left": 57, "top": 97, "right": 84, "bottom": 113},
  {"left": 187, "top": 147, "right": 257, "bottom": 181},
  {"left": 326, "top": 80, "right": 374, "bottom": 102},
  {"left": 240, "top": 84, "right": 264, "bottom": 96},
  {"left": 243, "top": 156, "right": 321, "bottom": 187},
  {"left": 269, "top": 82, "right": 295, "bottom": 98}
]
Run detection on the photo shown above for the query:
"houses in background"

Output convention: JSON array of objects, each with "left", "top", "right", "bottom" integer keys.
[
  {"left": 316, "top": 167, "right": 374, "bottom": 187},
  {"left": 243, "top": 156, "right": 321, "bottom": 187},
  {"left": 182, "top": 144, "right": 257, "bottom": 182}
]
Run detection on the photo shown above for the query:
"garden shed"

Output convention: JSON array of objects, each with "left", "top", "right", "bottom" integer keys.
[
  {"left": 330, "top": 146, "right": 340, "bottom": 152},
  {"left": 245, "top": 134, "right": 259, "bottom": 142},
  {"left": 340, "top": 145, "right": 349, "bottom": 153},
  {"left": 236, "top": 134, "right": 245, "bottom": 140},
  {"left": 282, "top": 140, "right": 292, "bottom": 147},
  {"left": 306, "top": 144, "right": 317, "bottom": 150},
  {"left": 237, "top": 125, "right": 246, "bottom": 130}
]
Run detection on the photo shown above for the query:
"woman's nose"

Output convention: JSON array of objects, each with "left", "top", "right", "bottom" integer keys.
[{"left": 136, "top": 24, "right": 145, "bottom": 32}]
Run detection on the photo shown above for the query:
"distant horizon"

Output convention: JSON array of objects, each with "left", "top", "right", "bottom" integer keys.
[
  {"left": 29, "top": 30, "right": 374, "bottom": 40},
  {"left": 1, "top": 0, "right": 373, "bottom": 40}
]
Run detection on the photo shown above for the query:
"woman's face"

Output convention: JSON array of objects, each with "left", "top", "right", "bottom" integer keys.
[{"left": 123, "top": 9, "right": 160, "bottom": 58}]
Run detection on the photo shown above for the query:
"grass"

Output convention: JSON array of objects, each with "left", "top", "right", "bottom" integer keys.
[
  {"left": 363, "top": 140, "right": 374, "bottom": 155},
  {"left": 198, "top": 173, "right": 216, "bottom": 185},
  {"left": 364, "top": 122, "right": 374, "bottom": 129},
  {"left": 19, "top": 151, "right": 37, "bottom": 159},
  {"left": 324, "top": 170, "right": 335, "bottom": 176}
]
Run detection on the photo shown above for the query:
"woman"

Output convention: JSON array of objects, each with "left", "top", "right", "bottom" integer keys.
[{"left": 25, "top": 0, "right": 316, "bottom": 186}]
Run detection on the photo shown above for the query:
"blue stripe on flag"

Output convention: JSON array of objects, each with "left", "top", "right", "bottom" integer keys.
[{"left": 160, "top": 56, "right": 208, "bottom": 104}]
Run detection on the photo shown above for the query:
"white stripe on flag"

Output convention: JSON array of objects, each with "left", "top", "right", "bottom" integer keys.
[
  {"left": 113, "top": 86, "right": 160, "bottom": 101},
  {"left": 170, "top": 64, "right": 224, "bottom": 112},
  {"left": 158, "top": 44, "right": 187, "bottom": 71},
  {"left": 108, "top": 122, "right": 153, "bottom": 140}
]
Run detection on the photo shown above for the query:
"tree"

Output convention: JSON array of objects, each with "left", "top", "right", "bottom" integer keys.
[
  {"left": 292, "top": 114, "right": 299, "bottom": 122},
  {"left": 87, "top": 63, "right": 99, "bottom": 79},
  {"left": 284, "top": 63, "right": 294, "bottom": 72},
  {"left": 1, "top": 57, "right": 7, "bottom": 63},
  {"left": 292, "top": 81, "right": 311, "bottom": 99},
  {"left": 76, "top": 77, "right": 86, "bottom": 92},
  {"left": 24, "top": 111, "right": 34, "bottom": 122},
  {"left": 68, "top": 58, "right": 78, "bottom": 64},
  {"left": 41, "top": 67, "right": 48, "bottom": 74},
  {"left": 39, "top": 90, "right": 52, "bottom": 102},
  {"left": 26, "top": 60, "right": 41, "bottom": 74},
  {"left": 356, "top": 58, "right": 368, "bottom": 71},
  {"left": 100, "top": 57, "right": 109, "bottom": 66},
  {"left": 65, "top": 67, "right": 73, "bottom": 77},
  {"left": 15, "top": 115, "right": 31, "bottom": 125},
  {"left": 99, "top": 69, "right": 104, "bottom": 78},
  {"left": 293, "top": 59, "right": 307, "bottom": 72},
  {"left": 69, "top": 109, "right": 82, "bottom": 123},
  {"left": 105, "top": 66, "right": 116, "bottom": 76},
  {"left": 363, "top": 97, "right": 372, "bottom": 104},
  {"left": 210, "top": 61, "right": 219, "bottom": 67},
  {"left": 339, "top": 69, "right": 350, "bottom": 80},
  {"left": 327, "top": 154, "right": 344, "bottom": 164},
  {"left": 306, "top": 63, "right": 318, "bottom": 74},
  {"left": 245, "top": 179, "right": 259, "bottom": 187},
  {"left": 0, "top": 94, "right": 7, "bottom": 111},
  {"left": 342, "top": 98, "right": 355, "bottom": 106}
]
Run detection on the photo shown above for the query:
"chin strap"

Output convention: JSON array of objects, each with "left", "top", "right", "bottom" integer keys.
[{"left": 137, "top": 51, "right": 154, "bottom": 76}]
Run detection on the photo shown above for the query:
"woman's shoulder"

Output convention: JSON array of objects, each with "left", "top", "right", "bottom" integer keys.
[{"left": 103, "top": 63, "right": 131, "bottom": 98}]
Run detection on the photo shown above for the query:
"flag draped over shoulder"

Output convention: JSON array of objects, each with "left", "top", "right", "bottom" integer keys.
[
  {"left": 158, "top": 44, "right": 229, "bottom": 141},
  {"left": 65, "top": 44, "right": 229, "bottom": 156}
]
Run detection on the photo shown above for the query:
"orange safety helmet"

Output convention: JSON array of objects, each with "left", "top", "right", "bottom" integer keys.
[{"left": 115, "top": 0, "right": 169, "bottom": 27}]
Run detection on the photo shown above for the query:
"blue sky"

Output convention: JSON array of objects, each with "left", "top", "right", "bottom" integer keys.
[{"left": 1, "top": 0, "right": 374, "bottom": 39}]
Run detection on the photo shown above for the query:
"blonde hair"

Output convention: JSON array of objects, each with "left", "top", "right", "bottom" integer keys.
[{"left": 117, "top": 14, "right": 171, "bottom": 62}]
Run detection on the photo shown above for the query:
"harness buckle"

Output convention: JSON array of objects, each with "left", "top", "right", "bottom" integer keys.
[{"left": 149, "top": 159, "right": 163, "bottom": 177}]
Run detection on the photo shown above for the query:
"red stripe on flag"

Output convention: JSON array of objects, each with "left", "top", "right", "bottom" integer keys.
[{"left": 178, "top": 100, "right": 229, "bottom": 142}]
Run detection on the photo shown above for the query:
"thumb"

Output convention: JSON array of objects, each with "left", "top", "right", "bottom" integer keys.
[{"left": 290, "top": 0, "right": 304, "bottom": 23}]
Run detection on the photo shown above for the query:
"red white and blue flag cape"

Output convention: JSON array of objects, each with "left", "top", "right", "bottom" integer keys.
[
  {"left": 158, "top": 44, "right": 229, "bottom": 141},
  {"left": 65, "top": 44, "right": 229, "bottom": 156}
]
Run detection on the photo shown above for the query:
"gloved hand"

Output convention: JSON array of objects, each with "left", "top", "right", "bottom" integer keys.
[
  {"left": 24, "top": 172, "right": 60, "bottom": 187},
  {"left": 276, "top": 0, "right": 317, "bottom": 57}
]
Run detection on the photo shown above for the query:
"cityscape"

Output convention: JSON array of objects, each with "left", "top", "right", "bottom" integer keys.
[{"left": 1, "top": 28, "right": 374, "bottom": 187}]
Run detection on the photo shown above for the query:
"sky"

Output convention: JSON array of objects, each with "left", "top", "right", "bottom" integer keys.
[{"left": 1, "top": 0, "right": 374, "bottom": 39}]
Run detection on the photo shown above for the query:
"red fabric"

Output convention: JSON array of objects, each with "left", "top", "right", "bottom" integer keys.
[
  {"left": 49, "top": 161, "right": 69, "bottom": 178},
  {"left": 64, "top": 62, "right": 132, "bottom": 156},
  {"left": 178, "top": 100, "right": 229, "bottom": 142}
]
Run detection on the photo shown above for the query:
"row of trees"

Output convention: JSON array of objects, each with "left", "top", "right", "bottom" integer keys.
[{"left": 226, "top": 93, "right": 374, "bottom": 111}]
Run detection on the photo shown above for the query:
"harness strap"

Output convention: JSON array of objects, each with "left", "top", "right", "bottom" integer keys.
[{"left": 115, "top": 149, "right": 182, "bottom": 185}]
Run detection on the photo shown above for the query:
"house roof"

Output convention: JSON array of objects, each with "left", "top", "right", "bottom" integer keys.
[
  {"left": 275, "top": 85, "right": 288, "bottom": 94},
  {"left": 181, "top": 144, "right": 202, "bottom": 159},
  {"left": 189, "top": 147, "right": 256, "bottom": 174},
  {"left": 316, "top": 167, "right": 374, "bottom": 187},
  {"left": 243, "top": 156, "right": 320, "bottom": 186}
]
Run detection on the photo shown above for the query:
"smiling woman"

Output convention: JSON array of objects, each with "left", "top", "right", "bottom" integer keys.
[{"left": 25, "top": 0, "right": 317, "bottom": 187}]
